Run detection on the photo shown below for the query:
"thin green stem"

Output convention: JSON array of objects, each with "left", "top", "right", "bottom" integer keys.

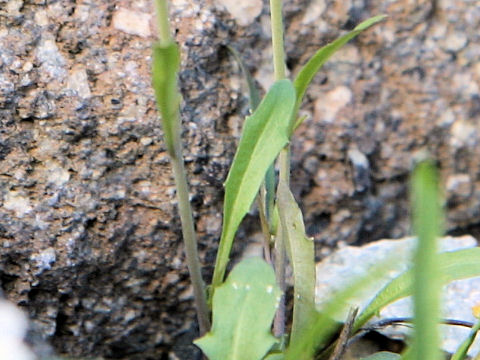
[
  {"left": 270, "top": 0, "right": 286, "bottom": 80},
  {"left": 154, "top": 0, "right": 173, "bottom": 45},
  {"left": 153, "top": 0, "right": 210, "bottom": 335},
  {"left": 270, "top": 0, "right": 289, "bottom": 338},
  {"left": 171, "top": 154, "right": 211, "bottom": 335},
  {"left": 256, "top": 192, "right": 273, "bottom": 265},
  {"left": 273, "top": 222, "right": 287, "bottom": 337}
]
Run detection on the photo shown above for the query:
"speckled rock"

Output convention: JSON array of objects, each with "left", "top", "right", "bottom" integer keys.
[
  {"left": 1, "top": 0, "right": 480, "bottom": 358},
  {"left": 0, "top": 0, "right": 236, "bottom": 358}
]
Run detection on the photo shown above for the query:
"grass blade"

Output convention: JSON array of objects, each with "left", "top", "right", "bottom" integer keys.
[
  {"left": 195, "top": 257, "right": 282, "bottom": 360},
  {"left": 285, "top": 258, "right": 401, "bottom": 360},
  {"left": 451, "top": 318, "right": 480, "bottom": 360},
  {"left": 353, "top": 247, "right": 480, "bottom": 333},
  {"left": 411, "top": 160, "right": 442, "bottom": 360},
  {"left": 293, "top": 15, "right": 386, "bottom": 130},
  {"left": 277, "top": 180, "right": 315, "bottom": 344},
  {"left": 227, "top": 45, "right": 261, "bottom": 111},
  {"left": 211, "top": 79, "right": 296, "bottom": 289}
]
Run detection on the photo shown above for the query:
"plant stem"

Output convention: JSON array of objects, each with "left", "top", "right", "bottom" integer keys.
[
  {"left": 270, "top": 0, "right": 286, "bottom": 80},
  {"left": 270, "top": 0, "right": 289, "bottom": 338},
  {"left": 154, "top": 0, "right": 173, "bottom": 45},
  {"left": 273, "top": 221, "right": 287, "bottom": 337},
  {"left": 153, "top": 0, "right": 210, "bottom": 335},
  {"left": 170, "top": 154, "right": 211, "bottom": 335}
]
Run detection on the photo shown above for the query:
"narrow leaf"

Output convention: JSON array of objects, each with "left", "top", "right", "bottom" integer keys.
[
  {"left": 285, "top": 259, "right": 399, "bottom": 360},
  {"left": 211, "top": 79, "right": 296, "bottom": 288},
  {"left": 277, "top": 180, "right": 315, "bottom": 345},
  {"left": 227, "top": 45, "right": 276, "bottom": 234},
  {"left": 354, "top": 247, "right": 480, "bottom": 333},
  {"left": 264, "top": 353, "right": 285, "bottom": 360},
  {"left": 411, "top": 160, "right": 442, "bottom": 360},
  {"left": 227, "top": 45, "right": 261, "bottom": 111},
  {"left": 195, "top": 257, "right": 282, "bottom": 360},
  {"left": 451, "top": 317, "right": 480, "bottom": 360},
  {"left": 151, "top": 42, "right": 181, "bottom": 155},
  {"left": 293, "top": 15, "right": 386, "bottom": 129}
]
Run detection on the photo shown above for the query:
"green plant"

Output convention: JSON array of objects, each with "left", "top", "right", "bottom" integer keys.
[{"left": 151, "top": 1, "right": 480, "bottom": 360}]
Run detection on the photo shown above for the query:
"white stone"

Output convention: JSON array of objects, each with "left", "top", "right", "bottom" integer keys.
[
  {"left": 34, "top": 9, "right": 49, "bottom": 27},
  {"left": 452, "top": 72, "right": 479, "bottom": 96},
  {"left": 438, "top": 108, "right": 455, "bottom": 127},
  {"left": 4, "top": 191, "right": 33, "bottom": 217},
  {"left": 450, "top": 120, "right": 478, "bottom": 148},
  {"left": 30, "top": 247, "right": 57, "bottom": 273},
  {"left": 315, "top": 235, "right": 480, "bottom": 355},
  {"left": 314, "top": 86, "right": 353, "bottom": 123},
  {"left": 216, "top": 0, "right": 262, "bottom": 26},
  {"left": 0, "top": 300, "right": 35, "bottom": 360},
  {"left": 67, "top": 65, "right": 91, "bottom": 98},
  {"left": 302, "top": 0, "right": 326, "bottom": 25},
  {"left": 446, "top": 173, "right": 472, "bottom": 198},
  {"left": 112, "top": 8, "right": 152, "bottom": 38},
  {"left": 6, "top": 0, "right": 23, "bottom": 15},
  {"left": 36, "top": 37, "right": 67, "bottom": 80},
  {"left": 442, "top": 31, "right": 468, "bottom": 52}
]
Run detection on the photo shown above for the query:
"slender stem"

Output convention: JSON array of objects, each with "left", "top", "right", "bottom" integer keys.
[
  {"left": 273, "top": 225, "right": 286, "bottom": 337},
  {"left": 154, "top": 0, "right": 173, "bottom": 45},
  {"left": 256, "top": 192, "right": 272, "bottom": 265},
  {"left": 270, "top": 0, "right": 290, "bottom": 338},
  {"left": 153, "top": 0, "right": 210, "bottom": 335},
  {"left": 270, "top": 0, "right": 286, "bottom": 80},
  {"left": 171, "top": 155, "right": 211, "bottom": 335}
]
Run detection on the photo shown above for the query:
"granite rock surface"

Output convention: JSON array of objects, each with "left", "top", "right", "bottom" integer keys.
[{"left": 0, "top": 0, "right": 479, "bottom": 358}]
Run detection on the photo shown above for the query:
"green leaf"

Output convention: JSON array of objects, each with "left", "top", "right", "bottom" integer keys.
[
  {"left": 353, "top": 247, "right": 480, "bottom": 333},
  {"left": 285, "top": 260, "right": 397, "bottom": 360},
  {"left": 451, "top": 318, "right": 480, "bottom": 360},
  {"left": 360, "top": 352, "right": 402, "bottom": 360},
  {"left": 227, "top": 45, "right": 261, "bottom": 111},
  {"left": 411, "top": 160, "right": 442, "bottom": 360},
  {"left": 211, "top": 79, "right": 296, "bottom": 289},
  {"left": 277, "top": 180, "right": 315, "bottom": 345},
  {"left": 227, "top": 45, "right": 276, "bottom": 233},
  {"left": 264, "top": 353, "right": 285, "bottom": 360},
  {"left": 151, "top": 42, "right": 182, "bottom": 155},
  {"left": 195, "top": 257, "right": 282, "bottom": 360},
  {"left": 293, "top": 15, "right": 386, "bottom": 130}
]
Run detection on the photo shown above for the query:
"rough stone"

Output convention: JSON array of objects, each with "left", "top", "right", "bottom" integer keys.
[
  {"left": 112, "top": 8, "right": 152, "bottom": 38},
  {"left": 1, "top": 0, "right": 480, "bottom": 358},
  {"left": 215, "top": 0, "right": 263, "bottom": 26}
]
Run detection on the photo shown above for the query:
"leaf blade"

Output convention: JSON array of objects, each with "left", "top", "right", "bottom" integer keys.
[
  {"left": 451, "top": 318, "right": 480, "bottom": 360},
  {"left": 195, "top": 257, "right": 282, "bottom": 360},
  {"left": 277, "top": 180, "right": 315, "bottom": 345},
  {"left": 227, "top": 45, "right": 261, "bottom": 111},
  {"left": 293, "top": 15, "right": 386, "bottom": 129},
  {"left": 211, "top": 79, "right": 296, "bottom": 288},
  {"left": 353, "top": 247, "right": 480, "bottom": 333}
]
